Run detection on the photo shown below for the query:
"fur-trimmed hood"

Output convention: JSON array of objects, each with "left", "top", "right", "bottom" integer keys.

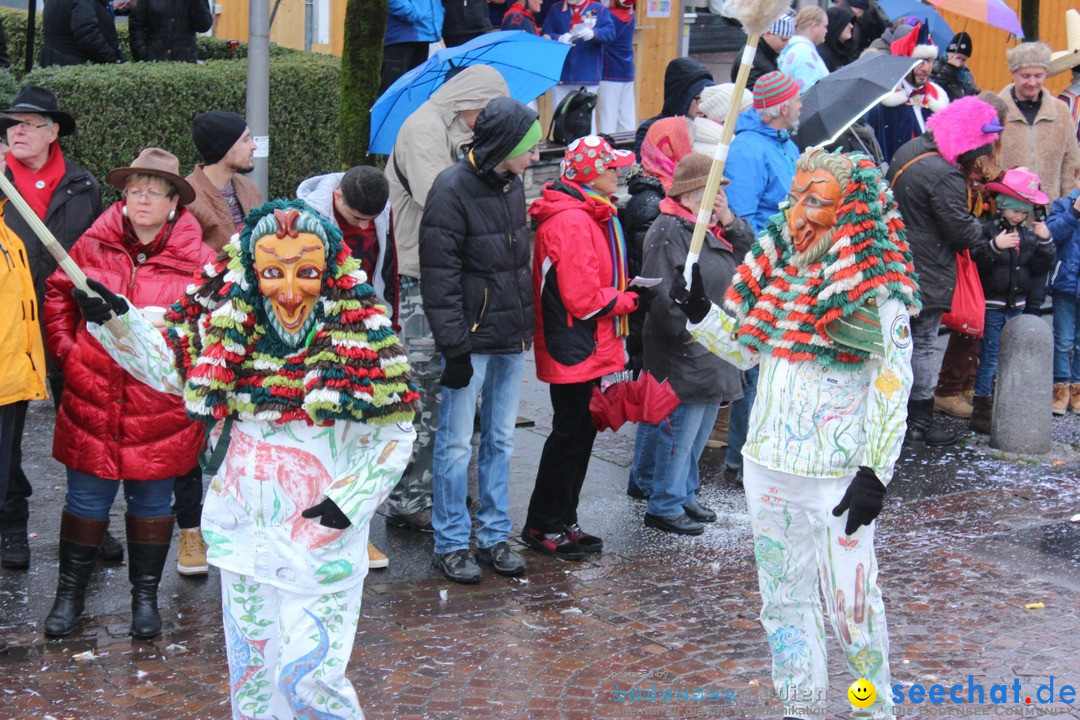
[{"left": 880, "top": 78, "right": 949, "bottom": 112}]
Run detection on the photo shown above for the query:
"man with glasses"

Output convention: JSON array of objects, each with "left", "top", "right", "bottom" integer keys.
[{"left": 0, "top": 85, "right": 102, "bottom": 572}]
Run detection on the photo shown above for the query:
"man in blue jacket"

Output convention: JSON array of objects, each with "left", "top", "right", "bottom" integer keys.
[
  {"left": 721, "top": 71, "right": 800, "bottom": 483},
  {"left": 543, "top": 0, "right": 615, "bottom": 135},
  {"left": 381, "top": 0, "right": 444, "bottom": 93}
]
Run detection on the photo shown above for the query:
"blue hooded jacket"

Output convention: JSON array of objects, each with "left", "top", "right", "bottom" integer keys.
[
  {"left": 723, "top": 108, "right": 799, "bottom": 236},
  {"left": 1048, "top": 189, "right": 1080, "bottom": 298},
  {"left": 386, "top": 0, "right": 444, "bottom": 45}
]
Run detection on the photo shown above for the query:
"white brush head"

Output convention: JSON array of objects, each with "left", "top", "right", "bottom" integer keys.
[{"left": 730, "top": 0, "right": 793, "bottom": 37}]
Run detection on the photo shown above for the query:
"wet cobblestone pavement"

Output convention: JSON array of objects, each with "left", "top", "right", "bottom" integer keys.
[{"left": 1, "top": 374, "right": 1079, "bottom": 719}]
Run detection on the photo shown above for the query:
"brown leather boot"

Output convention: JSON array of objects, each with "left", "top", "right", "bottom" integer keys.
[
  {"left": 44, "top": 510, "right": 108, "bottom": 638},
  {"left": 934, "top": 394, "right": 972, "bottom": 418},
  {"left": 1053, "top": 383, "right": 1069, "bottom": 415},
  {"left": 1071, "top": 384, "right": 1080, "bottom": 414},
  {"left": 126, "top": 514, "right": 174, "bottom": 639}
]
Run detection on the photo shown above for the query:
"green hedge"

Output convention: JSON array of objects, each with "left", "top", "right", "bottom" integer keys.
[
  {"left": 24, "top": 53, "right": 341, "bottom": 201},
  {"left": 0, "top": 7, "right": 298, "bottom": 77}
]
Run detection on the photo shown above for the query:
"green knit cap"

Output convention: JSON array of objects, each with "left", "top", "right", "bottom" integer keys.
[
  {"left": 996, "top": 193, "right": 1033, "bottom": 213},
  {"left": 507, "top": 120, "right": 542, "bottom": 161}
]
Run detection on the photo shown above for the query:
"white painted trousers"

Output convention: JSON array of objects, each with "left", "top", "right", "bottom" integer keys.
[
  {"left": 221, "top": 568, "right": 366, "bottom": 720},
  {"left": 743, "top": 459, "right": 893, "bottom": 719},
  {"left": 597, "top": 80, "right": 636, "bottom": 134}
]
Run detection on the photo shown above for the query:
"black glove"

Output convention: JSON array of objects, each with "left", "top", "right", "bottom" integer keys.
[
  {"left": 440, "top": 353, "right": 473, "bottom": 389},
  {"left": 630, "top": 286, "right": 655, "bottom": 314},
  {"left": 301, "top": 497, "right": 351, "bottom": 529},
  {"left": 71, "top": 278, "right": 129, "bottom": 325},
  {"left": 670, "top": 264, "right": 711, "bottom": 324},
  {"left": 832, "top": 466, "right": 887, "bottom": 536}
]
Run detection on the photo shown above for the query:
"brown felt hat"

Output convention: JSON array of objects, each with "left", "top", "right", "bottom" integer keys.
[
  {"left": 106, "top": 148, "right": 196, "bottom": 205},
  {"left": 667, "top": 152, "right": 727, "bottom": 199}
]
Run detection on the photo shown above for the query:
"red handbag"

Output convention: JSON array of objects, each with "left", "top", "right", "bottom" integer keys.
[{"left": 941, "top": 249, "right": 985, "bottom": 338}]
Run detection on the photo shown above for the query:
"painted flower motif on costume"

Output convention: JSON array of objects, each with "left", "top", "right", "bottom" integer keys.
[{"left": 769, "top": 625, "right": 809, "bottom": 664}]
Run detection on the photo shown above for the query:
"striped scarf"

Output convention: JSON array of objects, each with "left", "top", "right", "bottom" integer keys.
[
  {"left": 579, "top": 184, "right": 630, "bottom": 336},
  {"left": 724, "top": 155, "right": 921, "bottom": 369}
]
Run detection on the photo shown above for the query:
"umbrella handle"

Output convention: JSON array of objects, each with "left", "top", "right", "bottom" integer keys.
[{"left": 686, "top": 35, "right": 759, "bottom": 265}]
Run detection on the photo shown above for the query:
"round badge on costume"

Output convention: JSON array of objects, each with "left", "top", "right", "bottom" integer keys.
[
  {"left": 890, "top": 315, "right": 911, "bottom": 349},
  {"left": 35, "top": 180, "right": 46, "bottom": 189}
]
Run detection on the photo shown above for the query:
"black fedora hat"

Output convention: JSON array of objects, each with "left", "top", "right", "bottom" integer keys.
[{"left": 0, "top": 86, "right": 76, "bottom": 136}]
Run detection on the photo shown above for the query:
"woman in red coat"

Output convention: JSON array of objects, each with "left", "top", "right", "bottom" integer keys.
[
  {"left": 42, "top": 148, "right": 212, "bottom": 639},
  {"left": 522, "top": 135, "right": 640, "bottom": 560}
]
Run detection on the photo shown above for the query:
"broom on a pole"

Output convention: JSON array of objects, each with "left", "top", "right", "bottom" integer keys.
[{"left": 683, "top": 0, "right": 793, "bottom": 287}]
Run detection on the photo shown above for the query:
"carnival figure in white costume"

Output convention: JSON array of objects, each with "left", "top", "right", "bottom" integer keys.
[
  {"left": 673, "top": 149, "right": 921, "bottom": 720},
  {"left": 73, "top": 200, "right": 419, "bottom": 720}
]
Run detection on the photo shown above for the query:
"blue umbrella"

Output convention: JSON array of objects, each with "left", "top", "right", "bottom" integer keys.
[
  {"left": 369, "top": 31, "right": 571, "bottom": 155},
  {"left": 878, "top": 0, "right": 956, "bottom": 50}
]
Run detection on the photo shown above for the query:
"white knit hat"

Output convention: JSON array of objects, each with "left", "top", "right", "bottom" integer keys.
[{"left": 698, "top": 83, "right": 754, "bottom": 124}]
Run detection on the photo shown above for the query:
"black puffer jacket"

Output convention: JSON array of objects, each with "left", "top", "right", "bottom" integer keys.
[
  {"left": 620, "top": 171, "right": 665, "bottom": 370},
  {"left": 971, "top": 216, "right": 1055, "bottom": 311},
  {"left": 886, "top": 134, "right": 983, "bottom": 313},
  {"left": 732, "top": 37, "right": 780, "bottom": 89},
  {"left": 818, "top": 6, "right": 856, "bottom": 72},
  {"left": 41, "top": 0, "right": 122, "bottom": 66},
  {"left": 634, "top": 58, "right": 712, "bottom": 158},
  {"left": 129, "top": 0, "right": 213, "bottom": 62},
  {"left": 931, "top": 58, "right": 979, "bottom": 101},
  {"left": 442, "top": 0, "right": 491, "bottom": 39},
  {"left": 420, "top": 97, "right": 537, "bottom": 357}
]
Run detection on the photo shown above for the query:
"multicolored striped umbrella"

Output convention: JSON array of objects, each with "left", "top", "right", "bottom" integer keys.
[{"left": 926, "top": 0, "right": 1024, "bottom": 38}]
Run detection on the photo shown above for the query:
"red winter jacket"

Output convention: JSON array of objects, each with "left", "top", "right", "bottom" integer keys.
[
  {"left": 531, "top": 182, "right": 638, "bottom": 384},
  {"left": 44, "top": 203, "right": 213, "bottom": 481}
]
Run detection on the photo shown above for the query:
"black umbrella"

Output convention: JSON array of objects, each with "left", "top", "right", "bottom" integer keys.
[{"left": 793, "top": 54, "right": 919, "bottom": 151}]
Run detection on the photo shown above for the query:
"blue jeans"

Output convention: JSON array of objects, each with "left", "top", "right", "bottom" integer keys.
[
  {"left": 628, "top": 423, "right": 657, "bottom": 497},
  {"left": 431, "top": 352, "right": 524, "bottom": 555},
  {"left": 646, "top": 403, "right": 720, "bottom": 517},
  {"left": 974, "top": 308, "right": 1021, "bottom": 396},
  {"left": 726, "top": 366, "right": 758, "bottom": 473},
  {"left": 64, "top": 469, "right": 175, "bottom": 521},
  {"left": 1052, "top": 292, "right": 1080, "bottom": 383}
]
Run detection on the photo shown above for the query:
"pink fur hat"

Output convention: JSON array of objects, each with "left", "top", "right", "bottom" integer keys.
[{"left": 925, "top": 96, "right": 1004, "bottom": 166}]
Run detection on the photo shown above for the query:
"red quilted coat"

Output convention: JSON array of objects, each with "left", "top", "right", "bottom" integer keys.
[{"left": 44, "top": 203, "right": 213, "bottom": 481}]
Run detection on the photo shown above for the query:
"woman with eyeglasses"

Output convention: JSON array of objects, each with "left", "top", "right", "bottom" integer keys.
[{"left": 41, "top": 148, "right": 213, "bottom": 639}]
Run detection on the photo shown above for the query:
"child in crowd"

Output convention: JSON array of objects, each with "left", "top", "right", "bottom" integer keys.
[
  {"left": 969, "top": 167, "right": 1055, "bottom": 431},
  {"left": 598, "top": 0, "right": 635, "bottom": 134},
  {"left": 1048, "top": 171, "right": 1080, "bottom": 414}
]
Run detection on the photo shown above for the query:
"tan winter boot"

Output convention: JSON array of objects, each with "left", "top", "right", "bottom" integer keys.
[
  {"left": 1053, "top": 383, "right": 1069, "bottom": 415},
  {"left": 705, "top": 404, "right": 731, "bottom": 450},
  {"left": 368, "top": 542, "right": 389, "bottom": 569},
  {"left": 1071, "top": 384, "right": 1080, "bottom": 414},
  {"left": 176, "top": 527, "right": 208, "bottom": 576},
  {"left": 934, "top": 394, "right": 972, "bottom": 418}
]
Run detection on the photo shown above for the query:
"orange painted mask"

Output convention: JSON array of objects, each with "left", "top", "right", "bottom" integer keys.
[
  {"left": 787, "top": 166, "right": 843, "bottom": 266},
  {"left": 254, "top": 215, "right": 326, "bottom": 338}
]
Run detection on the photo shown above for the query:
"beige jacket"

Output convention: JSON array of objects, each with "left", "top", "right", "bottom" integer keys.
[
  {"left": 387, "top": 65, "right": 508, "bottom": 278},
  {"left": 998, "top": 85, "right": 1080, "bottom": 202},
  {"left": 185, "top": 164, "right": 263, "bottom": 252}
]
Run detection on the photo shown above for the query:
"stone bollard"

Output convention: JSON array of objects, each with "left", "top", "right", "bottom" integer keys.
[{"left": 991, "top": 314, "right": 1053, "bottom": 454}]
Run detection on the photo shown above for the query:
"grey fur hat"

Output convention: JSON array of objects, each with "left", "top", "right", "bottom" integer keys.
[{"left": 1006, "top": 42, "right": 1052, "bottom": 72}]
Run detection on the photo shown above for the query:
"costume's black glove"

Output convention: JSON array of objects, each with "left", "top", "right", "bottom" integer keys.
[
  {"left": 440, "top": 353, "right": 473, "bottom": 389},
  {"left": 670, "top": 264, "right": 710, "bottom": 324},
  {"left": 630, "top": 286, "right": 655, "bottom": 314},
  {"left": 832, "top": 466, "right": 887, "bottom": 536},
  {"left": 71, "top": 278, "right": 129, "bottom": 325},
  {"left": 301, "top": 498, "right": 351, "bottom": 529}
]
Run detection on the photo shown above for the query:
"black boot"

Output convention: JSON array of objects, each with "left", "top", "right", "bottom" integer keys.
[
  {"left": 127, "top": 514, "right": 174, "bottom": 639},
  {"left": 971, "top": 395, "right": 992, "bottom": 435},
  {"left": 44, "top": 510, "right": 108, "bottom": 638},
  {"left": 905, "top": 398, "right": 962, "bottom": 446},
  {"left": 99, "top": 529, "right": 124, "bottom": 563},
  {"left": 0, "top": 530, "right": 30, "bottom": 570}
]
